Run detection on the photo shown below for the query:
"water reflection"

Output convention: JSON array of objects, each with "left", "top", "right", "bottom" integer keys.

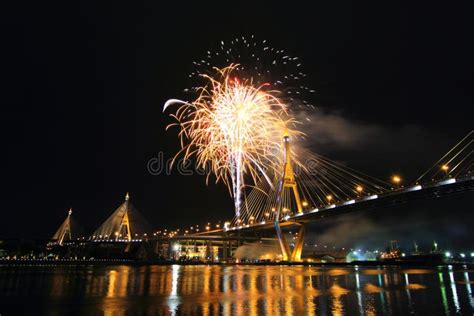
[{"left": 0, "top": 265, "right": 473, "bottom": 315}]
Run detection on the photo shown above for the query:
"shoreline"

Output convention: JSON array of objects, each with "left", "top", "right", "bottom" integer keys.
[{"left": 1, "top": 259, "right": 472, "bottom": 268}]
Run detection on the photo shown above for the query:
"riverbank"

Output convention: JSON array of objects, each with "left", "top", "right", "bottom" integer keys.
[{"left": 1, "top": 258, "right": 473, "bottom": 268}]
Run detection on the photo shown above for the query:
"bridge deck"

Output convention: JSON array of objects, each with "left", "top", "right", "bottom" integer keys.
[{"left": 192, "top": 175, "right": 474, "bottom": 237}]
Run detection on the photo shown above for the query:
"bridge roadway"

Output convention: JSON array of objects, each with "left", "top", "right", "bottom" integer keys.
[{"left": 192, "top": 174, "right": 474, "bottom": 236}]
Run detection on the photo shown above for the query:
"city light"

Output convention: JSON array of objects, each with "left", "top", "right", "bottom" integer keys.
[
  {"left": 445, "top": 252, "right": 451, "bottom": 258},
  {"left": 356, "top": 185, "right": 363, "bottom": 193},
  {"left": 392, "top": 175, "right": 401, "bottom": 187}
]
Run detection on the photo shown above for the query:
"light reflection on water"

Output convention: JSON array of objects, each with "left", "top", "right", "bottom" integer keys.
[{"left": 0, "top": 265, "right": 473, "bottom": 315}]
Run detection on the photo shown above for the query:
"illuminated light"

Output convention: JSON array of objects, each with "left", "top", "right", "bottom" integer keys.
[
  {"left": 392, "top": 175, "right": 401, "bottom": 184},
  {"left": 302, "top": 201, "right": 308, "bottom": 207},
  {"left": 206, "top": 226, "right": 210, "bottom": 231},
  {"left": 260, "top": 221, "right": 266, "bottom": 224},
  {"left": 356, "top": 185, "right": 363, "bottom": 193},
  {"left": 364, "top": 194, "right": 378, "bottom": 201},
  {"left": 265, "top": 212, "right": 270, "bottom": 217},
  {"left": 173, "top": 244, "right": 180, "bottom": 251},
  {"left": 439, "top": 178, "right": 456, "bottom": 185},
  {"left": 471, "top": 253, "right": 474, "bottom": 257},
  {"left": 328, "top": 204, "right": 336, "bottom": 209},
  {"left": 445, "top": 252, "right": 451, "bottom": 258},
  {"left": 441, "top": 164, "right": 449, "bottom": 172},
  {"left": 460, "top": 253, "right": 466, "bottom": 258},
  {"left": 406, "top": 185, "right": 422, "bottom": 192},
  {"left": 283, "top": 215, "right": 290, "bottom": 220},
  {"left": 343, "top": 199, "right": 355, "bottom": 205},
  {"left": 326, "top": 195, "right": 333, "bottom": 202}
]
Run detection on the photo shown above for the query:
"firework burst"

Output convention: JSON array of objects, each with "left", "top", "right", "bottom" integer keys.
[
  {"left": 187, "top": 36, "right": 315, "bottom": 112},
  {"left": 164, "top": 64, "right": 301, "bottom": 216}
]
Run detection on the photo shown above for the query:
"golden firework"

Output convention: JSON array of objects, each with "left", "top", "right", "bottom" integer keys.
[{"left": 164, "top": 64, "right": 300, "bottom": 215}]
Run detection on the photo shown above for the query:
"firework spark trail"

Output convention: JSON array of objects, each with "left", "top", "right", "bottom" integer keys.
[
  {"left": 164, "top": 64, "right": 301, "bottom": 216},
  {"left": 189, "top": 36, "right": 315, "bottom": 113}
]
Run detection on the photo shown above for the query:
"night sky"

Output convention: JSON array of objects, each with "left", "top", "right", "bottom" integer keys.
[{"left": 2, "top": 2, "right": 473, "bottom": 247}]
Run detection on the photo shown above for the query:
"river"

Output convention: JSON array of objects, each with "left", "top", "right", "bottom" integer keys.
[{"left": 1, "top": 264, "right": 473, "bottom": 315}]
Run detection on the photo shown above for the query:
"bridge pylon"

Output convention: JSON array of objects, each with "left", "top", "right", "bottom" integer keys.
[
  {"left": 117, "top": 192, "right": 132, "bottom": 241},
  {"left": 50, "top": 208, "right": 74, "bottom": 246},
  {"left": 274, "top": 133, "right": 305, "bottom": 261}
]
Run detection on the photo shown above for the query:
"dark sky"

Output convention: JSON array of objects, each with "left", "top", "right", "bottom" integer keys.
[{"left": 1, "top": 2, "right": 473, "bottom": 245}]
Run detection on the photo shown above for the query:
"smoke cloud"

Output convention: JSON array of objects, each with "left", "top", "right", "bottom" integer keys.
[
  {"left": 234, "top": 241, "right": 281, "bottom": 260},
  {"left": 292, "top": 107, "right": 454, "bottom": 179},
  {"left": 305, "top": 192, "right": 474, "bottom": 252}
]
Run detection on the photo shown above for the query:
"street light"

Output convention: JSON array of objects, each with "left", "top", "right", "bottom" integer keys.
[
  {"left": 302, "top": 201, "right": 308, "bottom": 207},
  {"left": 392, "top": 175, "right": 401, "bottom": 188},
  {"left": 326, "top": 195, "right": 333, "bottom": 203},
  {"left": 441, "top": 164, "right": 449, "bottom": 177},
  {"left": 356, "top": 185, "right": 363, "bottom": 193}
]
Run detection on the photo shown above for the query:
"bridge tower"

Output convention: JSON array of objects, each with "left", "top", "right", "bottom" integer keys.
[
  {"left": 117, "top": 192, "right": 132, "bottom": 241},
  {"left": 91, "top": 192, "right": 152, "bottom": 242},
  {"left": 274, "top": 133, "right": 306, "bottom": 261},
  {"left": 52, "top": 208, "right": 73, "bottom": 246}
]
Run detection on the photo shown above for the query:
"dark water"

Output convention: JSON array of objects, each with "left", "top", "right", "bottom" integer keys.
[{"left": 1, "top": 264, "right": 474, "bottom": 315}]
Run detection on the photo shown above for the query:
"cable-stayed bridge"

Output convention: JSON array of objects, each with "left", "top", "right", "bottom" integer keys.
[
  {"left": 193, "top": 130, "right": 473, "bottom": 261},
  {"left": 49, "top": 131, "right": 473, "bottom": 262}
]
